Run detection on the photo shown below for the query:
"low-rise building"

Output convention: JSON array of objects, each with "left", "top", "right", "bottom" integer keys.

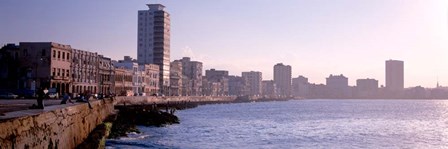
[
  {"left": 19, "top": 42, "right": 72, "bottom": 95},
  {"left": 114, "top": 68, "right": 133, "bottom": 96},
  {"left": 139, "top": 64, "right": 159, "bottom": 95},
  {"left": 114, "top": 56, "right": 159, "bottom": 95},
  {"left": 98, "top": 55, "right": 115, "bottom": 95},
  {"left": 71, "top": 48, "right": 99, "bottom": 95}
]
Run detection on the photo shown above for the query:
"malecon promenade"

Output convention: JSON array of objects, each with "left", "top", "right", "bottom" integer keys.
[{"left": 0, "top": 96, "right": 238, "bottom": 148}]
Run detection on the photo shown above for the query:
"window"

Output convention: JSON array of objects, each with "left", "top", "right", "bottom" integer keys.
[
  {"left": 53, "top": 50, "right": 56, "bottom": 58},
  {"left": 62, "top": 52, "right": 65, "bottom": 60},
  {"left": 58, "top": 51, "right": 61, "bottom": 59},
  {"left": 67, "top": 70, "right": 70, "bottom": 77},
  {"left": 67, "top": 53, "right": 70, "bottom": 60},
  {"left": 57, "top": 68, "right": 60, "bottom": 76},
  {"left": 62, "top": 69, "right": 65, "bottom": 77},
  {"left": 52, "top": 68, "right": 56, "bottom": 77}
]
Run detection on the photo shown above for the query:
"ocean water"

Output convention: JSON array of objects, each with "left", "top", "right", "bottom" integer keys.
[{"left": 106, "top": 99, "right": 448, "bottom": 148}]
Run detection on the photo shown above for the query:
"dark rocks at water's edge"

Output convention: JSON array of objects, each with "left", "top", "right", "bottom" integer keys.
[{"left": 108, "top": 105, "right": 180, "bottom": 139}]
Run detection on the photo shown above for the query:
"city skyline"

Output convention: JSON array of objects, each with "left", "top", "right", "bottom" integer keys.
[{"left": 1, "top": 0, "right": 447, "bottom": 87}]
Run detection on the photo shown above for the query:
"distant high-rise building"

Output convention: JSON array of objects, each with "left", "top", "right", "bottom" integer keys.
[
  {"left": 262, "top": 80, "right": 277, "bottom": 98},
  {"left": 326, "top": 74, "right": 350, "bottom": 98},
  {"left": 274, "top": 63, "right": 292, "bottom": 97},
  {"left": 242, "top": 71, "right": 262, "bottom": 96},
  {"left": 228, "top": 75, "right": 246, "bottom": 96},
  {"left": 206, "top": 69, "right": 229, "bottom": 81},
  {"left": 356, "top": 78, "right": 378, "bottom": 98},
  {"left": 385, "top": 60, "right": 404, "bottom": 92},
  {"left": 179, "top": 57, "right": 202, "bottom": 96},
  {"left": 137, "top": 4, "right": 171, "bottom": 93},
  {"left": 292, "top": 75, "right": 309, "bottom": 98},
  {"left": 205, "top": 69, "right": 229, "bottom": 96}
]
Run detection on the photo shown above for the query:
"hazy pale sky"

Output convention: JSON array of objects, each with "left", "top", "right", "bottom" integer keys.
[{"left": 1, "top": 0, "right": 447, "bottom": 87}]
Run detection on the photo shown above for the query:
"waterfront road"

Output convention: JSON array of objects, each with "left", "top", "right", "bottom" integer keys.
[
  {"left": 0, "top": 99, "right": 66, "bottom": 114},
  {"left": 0, "top": 98, "right": 98, "bottom": 121}
]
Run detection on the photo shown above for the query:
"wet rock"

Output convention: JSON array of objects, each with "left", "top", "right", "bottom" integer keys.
[{"left": 108, "top": 106, "right": 179, "bottom": 139}]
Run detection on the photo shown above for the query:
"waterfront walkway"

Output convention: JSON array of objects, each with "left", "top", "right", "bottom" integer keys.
[
  {"left": 0, "top": 99, "right": 94, "bottom": 121},
  {"left": 0, "top": 96, "right": 237, "bottom": 121}
]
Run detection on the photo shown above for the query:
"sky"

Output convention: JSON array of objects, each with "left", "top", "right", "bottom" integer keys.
[{"left": 1, "top": 0, "right": 447, "bottom": 88}]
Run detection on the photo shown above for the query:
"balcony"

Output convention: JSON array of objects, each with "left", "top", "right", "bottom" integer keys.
[{"left": 52, "top": 76, "right": 70, "bottom": 81}]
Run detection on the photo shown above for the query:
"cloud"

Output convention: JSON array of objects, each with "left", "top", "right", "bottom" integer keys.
[{"left": 181, "top": 46, "right": 195, "bottom": 58}]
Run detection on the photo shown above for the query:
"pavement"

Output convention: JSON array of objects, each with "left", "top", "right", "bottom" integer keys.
[{"left": 0, "top": 99, "right": 66, "bottom": 114}]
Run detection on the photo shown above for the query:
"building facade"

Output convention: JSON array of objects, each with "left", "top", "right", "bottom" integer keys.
[
  {"left": 0, "top": 44, "right": 21, "bottom": 90},
  {"left": 326, "top": 74, "right": 350, "bottom": 98},
  {"left": 71, "top": 48, "right": 98, "bottom": 95},
  {"left": 292, "top": 75, "right": 309, "bottom": 98},
  {"left": 385, "top": 60, "right": 404, "bottom": 94},
  {"left": 170, "top": 60, "right": 182, "bottom": 96},
  {"left": 114, "top": 68, "right": 133, "bottom": 96},
  {"left": 137, "top": 4, "right": 171, "bottom": 93},
  {"left": 273, "top": 63, "right": 292, "bottom": 97},
  {"left": 355, "top": 78, "right": 378, "bottom": 98},
  {"left": 98, "top": 55, "right": 115, "bottom": 95},
  {"left": 139, "top": 64, "right": 160, "bottom": 95},
  {"left": 115, "top": 56, "right": 159, "bottom": 95},
  {"left": 19, "top": 42, "right": 72, "bottom": 95},
  {"left": 228, "top": 75, "right": 246, "bottom": 96},
  {"left": 205, "top": 69, "right": 229, "bottom": 96},
  {"left": 262, "top": 80, "right": 277, "bottom": 98},
  {"left": 180, "top": 57, "right": 202, "bottom": 96},
  {"left": 242, "top": 71, "right": 262, "bottom": 96}
]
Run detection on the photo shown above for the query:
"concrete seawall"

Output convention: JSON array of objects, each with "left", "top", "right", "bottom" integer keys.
[
  {"left": 0, "top": 96, "right": 236, "bottom": 148},
  {"left": 0, "top": 99, "right": 115, "bottom": 149}
]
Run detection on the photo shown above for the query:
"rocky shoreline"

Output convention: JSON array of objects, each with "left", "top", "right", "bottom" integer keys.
[
  {"left": 79, "top": 98, "right": 293, "bottom": 148},
  {"left": 109, "top": 105, "right": 181, "bottom": 138}
]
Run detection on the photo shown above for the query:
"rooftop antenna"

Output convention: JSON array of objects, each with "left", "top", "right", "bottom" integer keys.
[{"left": 437, "top": 76, "right": 440, "bottom": 88}]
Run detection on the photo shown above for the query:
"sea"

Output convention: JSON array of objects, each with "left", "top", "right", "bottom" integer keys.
[{"left": 106, "top": 99, "right": 448, "bottom": 148}]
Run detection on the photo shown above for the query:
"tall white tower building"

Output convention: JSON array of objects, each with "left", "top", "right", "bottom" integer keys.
[{"left": 137, "top": 4, "right": 171, "bottom": 93}]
